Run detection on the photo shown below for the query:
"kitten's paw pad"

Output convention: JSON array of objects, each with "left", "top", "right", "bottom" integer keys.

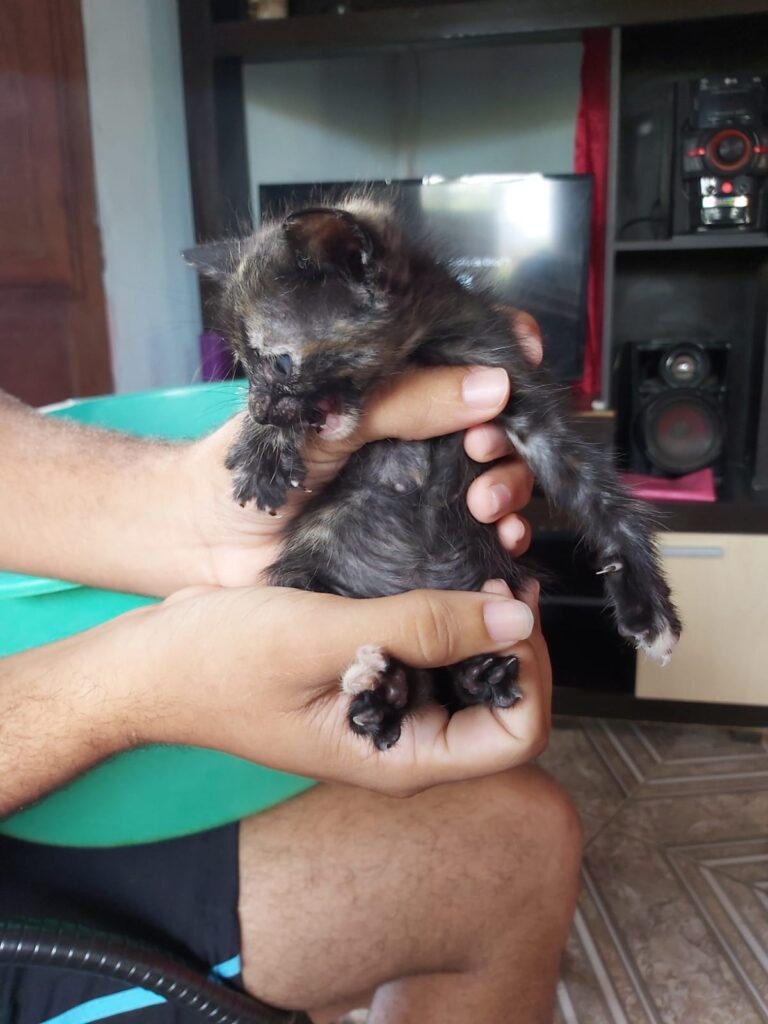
[
  {"left": 344, "top": 648, "right": 410, "bottom": 751},
  {"left": 453, "top": 654, "right": 521, "bottom": 708}
]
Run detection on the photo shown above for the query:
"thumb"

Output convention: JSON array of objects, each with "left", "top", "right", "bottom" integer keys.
[{"left": 333, "top": 587, "right": 535, "bottom": 669}]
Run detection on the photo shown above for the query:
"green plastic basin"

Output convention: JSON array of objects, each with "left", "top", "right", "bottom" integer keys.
[{"left": 0, "top": 383, "right": 315, "bottom": 847}]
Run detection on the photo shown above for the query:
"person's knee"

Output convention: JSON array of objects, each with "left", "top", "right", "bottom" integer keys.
[{"left": 470, "top": 765, "right": 583, "bottom": 897}]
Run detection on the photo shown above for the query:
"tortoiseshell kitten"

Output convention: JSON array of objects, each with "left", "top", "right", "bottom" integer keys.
[{"left": 185, "top": 197, "right": 681, "bottom": 750}]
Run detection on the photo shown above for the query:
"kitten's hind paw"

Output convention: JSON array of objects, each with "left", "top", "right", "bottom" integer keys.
[
  {"left": 634, "top": 621, "right": 679, "bottom": 666},
  {"left": 343, "top": 645, "right": 410, "bottom": 751},
  {"left": 449, "top": 654, "right": 521, "bottom": 710},
  {"left": 602, "top": 558, "right": 681, "bottom": 665},
  {"left": 349, "top": 688, "right": 405, "bottom": 751}
]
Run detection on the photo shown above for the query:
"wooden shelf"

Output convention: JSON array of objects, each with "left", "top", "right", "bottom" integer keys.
[
  {"left": 615, "top": 233, "right": 768, "bottom": 253},
  {"left": 527, "top": 492, "right": 768, "bottom": 535},
  {"left": 553, "top": 685, "right": 768, "bottom": 725},
  {"left": 212, "top": 0, "right": 768, "bottom": 62}
]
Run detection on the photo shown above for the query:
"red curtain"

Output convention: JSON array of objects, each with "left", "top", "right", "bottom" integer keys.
[{"left": 573, "top": 29, "right": 611, "bottom": 401}]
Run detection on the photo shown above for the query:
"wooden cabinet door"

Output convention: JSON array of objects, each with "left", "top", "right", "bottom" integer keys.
[
  {"left": 636, "top": 532, "right": 768, "bottom": 706},
  {"left": 0, "top": 0, "right": 112, "bottom": 405}
]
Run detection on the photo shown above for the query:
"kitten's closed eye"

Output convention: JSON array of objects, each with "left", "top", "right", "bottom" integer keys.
[{"left": 265, "top": 353, "right": 293, "bottom": 380}]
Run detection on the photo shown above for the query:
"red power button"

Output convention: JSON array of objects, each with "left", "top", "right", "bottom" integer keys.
[{"left": 721, "top": 181, "right": 734, "bottom": 194}]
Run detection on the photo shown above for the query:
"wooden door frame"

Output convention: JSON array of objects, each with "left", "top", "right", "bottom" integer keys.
[
  {"left": 50, "top": 0, "right": 113, "bottom": 397},
  {"left": 0, "top": 0, "right": 113, "bottom": 403}
]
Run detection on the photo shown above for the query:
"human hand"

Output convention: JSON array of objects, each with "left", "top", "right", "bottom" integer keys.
[
  {"left": 107, "top": 576, "right": 550, "bottom": 795},
  {"left": 180, "top": 311, "right": 543, "bottom": 589}
]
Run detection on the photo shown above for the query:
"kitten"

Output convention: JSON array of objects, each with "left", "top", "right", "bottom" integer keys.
[{"left": 185, "top": 197, "right": 681, "bottom": 750}]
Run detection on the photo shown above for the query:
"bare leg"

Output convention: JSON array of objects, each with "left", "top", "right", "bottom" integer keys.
[{"left": 238, "top": 766, "right": 582, "bottom": 1024}]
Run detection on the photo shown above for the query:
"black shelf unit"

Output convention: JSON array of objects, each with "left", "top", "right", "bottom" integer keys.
[
  {"left": 177, "top": 0, "right": 768, "bottom": 726},
  {"left": 209, "top": 0, "right": 768, "bottom": 62},
  {"left": 602, "top": 14, "right": 768, "bottom": 520},
  {"left": 614, "top": 234, "right": 768, "bottom": 251}
]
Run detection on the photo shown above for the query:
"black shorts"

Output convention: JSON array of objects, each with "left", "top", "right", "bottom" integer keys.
[{"left": 0, "top": 825, "right": 243, "bottom": 1024}]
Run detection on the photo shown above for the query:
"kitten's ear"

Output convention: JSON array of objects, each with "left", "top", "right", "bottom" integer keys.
[
  {"left": 182, "top": 240, "right": 239, "bottom": 280},
  {"left": 283, "top": 208, "right": 374, "bottom": 282}
]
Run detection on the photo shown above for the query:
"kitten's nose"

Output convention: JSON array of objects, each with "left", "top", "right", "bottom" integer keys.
[{"left": 267, "top": 353, "right": 292, "bottom": 380}]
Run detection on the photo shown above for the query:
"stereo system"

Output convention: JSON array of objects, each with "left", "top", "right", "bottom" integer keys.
[
  {"left": 625, "top": 340, "right": 730, "bottom": 478},
  {"left": 617, "top": 71, "right": 768, "bottom": 239},
  {"left": 677, "top": 73, "right": 768, "bottom": 232}
]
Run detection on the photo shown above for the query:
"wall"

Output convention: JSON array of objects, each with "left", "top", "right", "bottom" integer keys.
[
  {"left": 81, "top": 0, "right": 201, "bottom": 393},
  {"left": 80, "top": 15, "right": 582, "bottom": 392},
  {"left": 244, "top": 41, "right": 583, "bottom": 202}
]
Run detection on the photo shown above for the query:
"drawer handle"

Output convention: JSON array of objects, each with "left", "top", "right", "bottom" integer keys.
[{"left": 659, "top": 546, "right": 725, "bottom": 559}]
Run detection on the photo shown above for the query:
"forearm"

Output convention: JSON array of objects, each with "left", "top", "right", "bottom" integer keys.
[
  {"left": 0, "top": 391, "right": 203, "bottom": 595},
  {"left": 0, "top": 624, "right": 132, "bottom": 817}
]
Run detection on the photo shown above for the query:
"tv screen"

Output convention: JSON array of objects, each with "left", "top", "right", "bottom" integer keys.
[{"left": 259, "top": 175, "right": 593, "bottom": 383}]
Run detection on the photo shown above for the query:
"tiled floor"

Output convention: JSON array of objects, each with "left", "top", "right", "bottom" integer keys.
[
  {"left": 540, "top": 716, "right": 768, "bottom": 1024},
  {"left": 340, "top": 717, "right": 768, "bottom": 1024}
]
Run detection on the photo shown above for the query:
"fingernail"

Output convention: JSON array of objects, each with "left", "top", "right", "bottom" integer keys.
[
  {"left": 462, "top": 367, "right": 509, "bottom": 409},
  {"left": 487, "top": 483, "right": 512, "bottom": 516},
  {"left": 483, "top": 600, "right": 534, "bottom": 642}
]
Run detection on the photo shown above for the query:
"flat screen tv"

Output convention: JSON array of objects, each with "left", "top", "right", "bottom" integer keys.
[{"left": 259, "top": 175, "right": 593, "bottom": 383}]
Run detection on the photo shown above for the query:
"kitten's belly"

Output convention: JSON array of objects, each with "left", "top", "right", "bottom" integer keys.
[
  {"left": 279, "top": 436, "right": 515, "bottom": 598},
  {"left": 317, "top": 497, "right": 487, "bottom": 597}
]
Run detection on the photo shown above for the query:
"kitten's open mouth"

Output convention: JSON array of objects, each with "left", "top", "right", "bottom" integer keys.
[{"left": 312, "top": 395, "right": 347, "bottom": 438}]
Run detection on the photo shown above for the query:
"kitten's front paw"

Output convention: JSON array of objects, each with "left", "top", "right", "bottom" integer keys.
[
  {"left": 226, "top": 429, "right": 305, "bottom": 512},
  {"left": 343, "top": 645, "right": 410, "bottom": 751},
  {"left": 450, "top": 654, "right": 521, "bottom": 709}
]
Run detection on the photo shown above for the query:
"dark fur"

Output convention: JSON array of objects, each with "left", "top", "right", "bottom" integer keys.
[{"left": 186, "top": 197, "right": 681, "bottom": 750}]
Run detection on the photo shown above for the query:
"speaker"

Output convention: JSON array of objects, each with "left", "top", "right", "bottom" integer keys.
[
  {"left": 616, "top": 81, "right": 676, "bottom": 241},
  {"left": 626, "top": 340, "right": 730, "bottom": 477}
]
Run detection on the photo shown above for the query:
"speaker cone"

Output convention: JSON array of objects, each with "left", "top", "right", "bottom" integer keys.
[
  {"left": 659, "top": 345, "right": 710, "bottom": 388},
  {"left": 640, "top": 390, "right": 725, "bottom": 475}
]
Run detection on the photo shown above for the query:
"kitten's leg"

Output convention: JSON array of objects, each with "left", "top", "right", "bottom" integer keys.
[
  {"left": 225, "top": 418, "right": 305, "bottom": 511},
  {"left": 447, "top": 653, "right": 522, "bottom": 711},
  {"left": 480, "top": 343, "right": 681, "bottom": 661},
  {"left": 499, "top": 391, "right": 680, "bottom": 662},
  {"left": 343, "top": 645, "right": 432, "bottom": 751},
  {"left": 436, "top": 322, "right": 679, "bottom": 659}
]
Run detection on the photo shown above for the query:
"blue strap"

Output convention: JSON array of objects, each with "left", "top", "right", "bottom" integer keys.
[
  {"left": 39, "top": 988, "right": 166, "bottom": 1024},
  {"left": 210, "top": 952, "right": 242, "bottom": 980}
]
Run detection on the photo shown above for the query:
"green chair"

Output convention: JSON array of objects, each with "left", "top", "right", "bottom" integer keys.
[{"left": 0, "top": 383, "right": 315, "bottom": 848}]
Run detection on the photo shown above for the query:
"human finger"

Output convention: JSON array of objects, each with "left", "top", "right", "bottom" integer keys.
[
  {"left": 305, "top": 586, "right": 536, "bottom": 680},
  {"left": 492, "top": 514, "right": 532, "bottom": 557},
  {"left": 336, "top": 365, "right": 511, "bottom": 451},
  {"left": 383, "top": 636, "right": 548, "bottom": 790},
  {"left": 463, "top": 422, "right": 515, "bottom": 463},
  {"left": 389, "top": 580, "right": 549, "bottom": 770},
  {"left": 466, "top": 456, "right": 534, "bottom": 524},
  {"left": 499, "top": 307, "right": 544, "bottom": 367}
]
